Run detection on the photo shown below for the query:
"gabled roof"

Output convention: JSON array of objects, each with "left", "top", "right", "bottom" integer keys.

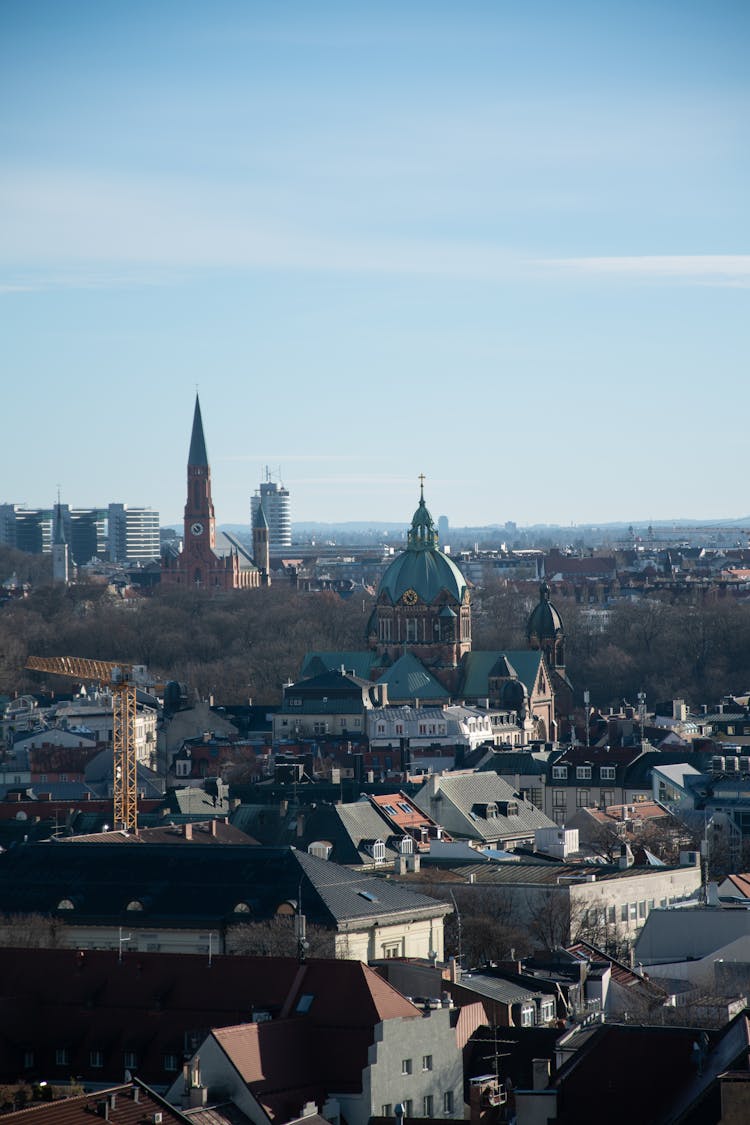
[
  {"left": 0, "top": 1081, "right": 189, "bottom": 1125},
  {"left": 300, "top": 652, "right": 381, "bottom": 680},
  {"left": 461, "top": 650, "right": 544, "bottom": 698},
  {"left": 297, "top": 801, "right": 400, "bottom": 865},
  {"left": 376, "top": 652, "right": 450, "bottom": 701},
  {"left": 206, "top": 962, "right": 424, "bottom": 1120},
  {"left": 413, "top": 772, "right": 555, "bottom": 841}
]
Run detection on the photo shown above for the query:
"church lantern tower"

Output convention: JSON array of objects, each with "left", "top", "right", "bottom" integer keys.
[{"left": 368, "top": 477, "right": 471, "bottom": 673}]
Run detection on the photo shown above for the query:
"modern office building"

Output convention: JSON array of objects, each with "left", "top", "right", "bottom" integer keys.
[
  {"left": 251, "top": 468, "right": 291, "bottom": 556},
  {"left": 107, "top": 504, "right": 161, "bottom": 564},
  {"left": 0, "top": 503, "right": 159, "bottom": 565}
]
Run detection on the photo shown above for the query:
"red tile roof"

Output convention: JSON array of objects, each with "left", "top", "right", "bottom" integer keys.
[{"left": 0, "top": 1082, "right": 187, "bottom": 1125}]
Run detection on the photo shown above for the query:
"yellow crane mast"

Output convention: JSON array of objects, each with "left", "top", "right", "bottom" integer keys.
[{"left": 25, "top": 655, "right": 160, "bottom": 832}]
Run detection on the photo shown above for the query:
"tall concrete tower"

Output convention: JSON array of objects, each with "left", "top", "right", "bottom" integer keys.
[{"left": 251, "top": 468, "right": 291, "bottom": 557}]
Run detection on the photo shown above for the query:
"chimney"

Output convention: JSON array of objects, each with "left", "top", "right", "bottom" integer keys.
[
  {"left": 532, "top": 1059, "right": 550, "bottom": 1090},
  {"left": 210, "top": 818, "right": 218, "bottom": 837},
  {"left": 184, "top": 822, "right": 193, "bottom": 840}
]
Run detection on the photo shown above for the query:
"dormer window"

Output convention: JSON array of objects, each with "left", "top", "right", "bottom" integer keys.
[
  {"left": 57, "top": 898, "right": 75, "bottom": 910},
  {"left": 600, "top": 766, "right": 616, "bottom": 781},
  {"left": 126, "top": 900, "right": 144, "bottom": 911},
  {"left": 552, "top": 766, "right": 568, "bottom": 780},
  {"left": 576, "top": 766, "right": 592, "bottom": 780}
]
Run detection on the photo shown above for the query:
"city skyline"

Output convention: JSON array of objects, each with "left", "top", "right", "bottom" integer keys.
[{"left": 1, "top": 1, "right": 748, "bottom": 527}]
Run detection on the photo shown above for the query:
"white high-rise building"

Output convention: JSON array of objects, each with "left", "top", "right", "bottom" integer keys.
[
  {"left": 107, "top": 504, "right": 161, "bottom": 563},
  {"left": 251, "top": 468, "right": 291, "bottom": 556}
]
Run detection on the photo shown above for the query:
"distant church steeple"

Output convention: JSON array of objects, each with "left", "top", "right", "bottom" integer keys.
[
  {"left": 52, "top": 492, "right": 69, "bottom": 585},
  {"left": 188, "top": 395, "right": 209, "bottom": 467},
  {"left": 253, "top": 501, "right": 271, "bottom": 586}
]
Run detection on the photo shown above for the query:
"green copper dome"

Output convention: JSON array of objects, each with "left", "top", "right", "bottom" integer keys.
[{"left": 378, "top": 482, "right": 468, "bottom": 605}]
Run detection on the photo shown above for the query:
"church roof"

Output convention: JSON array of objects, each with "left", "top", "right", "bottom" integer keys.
[
  {"left": 376, "top": 653, "right": 450, "bottom": 701},
  {"left": 188, "top": 394, "right": 209, "bottom": 467},
  {"left": 461, "top": 650, "right": 544, "bottom": 698},
  {"left": 377, "top": 483, "right": 468, "bottom": 606}
]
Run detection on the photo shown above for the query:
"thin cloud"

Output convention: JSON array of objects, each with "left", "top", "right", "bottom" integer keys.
[{"left": 542, "top": 254, "right": 750, "bottom": 285}]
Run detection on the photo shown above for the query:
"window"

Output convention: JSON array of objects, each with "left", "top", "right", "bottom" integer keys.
[
  {"left": 521, "top": 1006, "right": 535, "bottom": 1027},
  {"left": 296, "top": 994, "right": 315, "bottom": 1013},
  {"left": 404, "top": 1101, "right": 413, "bottom": 1117},
  {"left": 382, "top": 1107, "right": 392, "bottom": 1119},
  {"left": 621, "top": 904, "right": 628, "bottom": 922},
  {"left": 629, "top": 903, "right": 637, "bottom": 921},
  {"left": 576, "top": 788, "right": 590, "bottom": 807},
  {"left": 600, "top": 766, "right": 616, "bottom": 781},
  {"left": 601, "top": 790, "right": 614, "bottom": 807},
  {"left": 124, "top": 1050, "right": 138, "bottom": 1070},
  {"left": 405, "top": 619, "right": 418, "bottom": 642},
  {"left": 55, "top": 1048, "right": 70, "bottom": 1066},
  {"left": 423, "top": 1095, "right": 433, "bottom": 1116},
  {"left": 553, "top": 789, "right": 566, "bottom": 807},
  {"left": 443, "top": 1092, "right": 454, "bottom": 1115},
  {"left": 402, "top": 1058, "right": 412, "bottom": 1075},
  {"left": 552, "top": 765, "right": 568, "bottom": 780},
  {"left": 576, "top": 766, "right": 592, "bottom": 780},
  {"left": 422, "top": 1055, "right": 433, "bottom": 1071},
  {"left": 384, "top": 942, "right": 400, "bottom": 958},
  {"left": 638, "top": 901, "right": 646, "bottom": 919},
  {"left": 608, "top": 905, "right": 616, "bottom": 924},
  {"left": 541, "top": 1000, "right": 555, "bottom": 1022},
  {"left": 23, "top": 1051, "right": 34, "bottom": 1069},
  {"left": 164, "top": 1054, "right": 179, "bottom": 1072},
  {"left": 553, "top": 809, "right": 566, "bottom": 825},
  {"left": 90, "top": 1050, "right": 104, "bottom": 1068}
]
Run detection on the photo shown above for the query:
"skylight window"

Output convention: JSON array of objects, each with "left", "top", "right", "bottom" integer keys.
[
  {"left": 358, "top": 890, "right": 380, "bottom": 903},
  {"left": 296, "top": 994, "right": 315, "bottom": 1013}
]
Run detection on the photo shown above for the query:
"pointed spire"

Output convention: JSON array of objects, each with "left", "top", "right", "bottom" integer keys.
[
  {"left": 53, "top": 491, "right": 66, "bottom": 545},
  {"left": 188, "top": 394, "right": 209, "bottom": 467},
  {"left": 254, "top": 502, "right": 269, "bottom": 530}
]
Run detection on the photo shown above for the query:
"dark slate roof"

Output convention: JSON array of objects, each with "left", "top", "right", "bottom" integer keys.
[
  {"left": 188, "top": 394, "right": 209, "bottom": 466},
  {"left": 478, "top": 750, "right": 552, "bottom": 777},
  {"left": 297, "top": 801, "right": 400, "bottom": 866},
  {"left": 455, "top": 970, "right": 554, "bottom": 1006},
  {"left": 0, "top": 842, "right": 448, "bottom": 930}
]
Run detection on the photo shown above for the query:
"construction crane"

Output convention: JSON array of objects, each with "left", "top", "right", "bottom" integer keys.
[{"left": 25, "top": 656, "right": 163, "bottom": 832}]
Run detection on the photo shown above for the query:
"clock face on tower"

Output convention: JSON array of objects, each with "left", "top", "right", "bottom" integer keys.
[
  {"left": 402, "top": 588, "right": 418, "bottom": 605},
  {"left": 190, "top": 522, "right": 204, "bottom": 536}
]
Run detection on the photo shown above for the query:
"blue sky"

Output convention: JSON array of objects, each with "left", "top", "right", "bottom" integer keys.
[{"left": 1, "top": 0, "right": 748, "bottom": 527}]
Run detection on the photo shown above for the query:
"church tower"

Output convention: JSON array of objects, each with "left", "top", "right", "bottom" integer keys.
[
  {"left": 161, "top": 395, "right": 261, "bottom": 591},
  {"left": 367, "top": 478, "right": 471, "bottom": 685},
  {"left": 181, "top": 395, "right": 216, "bottom": 587},
  {"left": 51, "top": 496, "right": 69, "bottom": 585},
  {"left": 252, "top": 501, "right": 271, "bottom": 586}
]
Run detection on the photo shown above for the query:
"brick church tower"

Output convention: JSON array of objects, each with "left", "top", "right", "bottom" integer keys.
[{"left": 161, "top": 396, "right": 260, "bottom": 591}]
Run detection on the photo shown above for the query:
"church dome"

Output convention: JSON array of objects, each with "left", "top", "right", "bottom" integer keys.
[
  {"left": 378, "top": 484, "right": 468, "bottom": 605},
  {"left": 527, "top": 581, "right": 563, "bottom": 641}
]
